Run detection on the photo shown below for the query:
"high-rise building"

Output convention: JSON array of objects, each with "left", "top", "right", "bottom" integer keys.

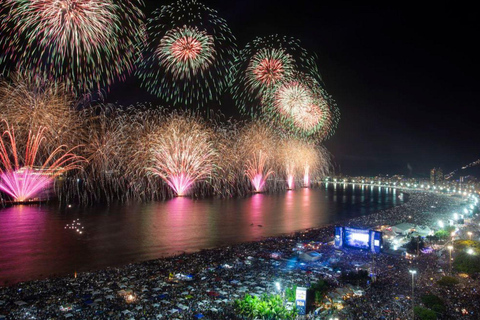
[
  {"left": 430, "top": 167, "right": 443, "bottom": 185},
  {"left": 436, "top": 168, "right": 443, "bottom": 184}
]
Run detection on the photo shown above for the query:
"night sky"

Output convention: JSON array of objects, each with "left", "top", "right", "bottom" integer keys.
[
  {"left": 8, "top": 1, "right": 479, "bottom": 178},
  {"left": 123, "top": 1, "right": 479, "bottom": 178}
]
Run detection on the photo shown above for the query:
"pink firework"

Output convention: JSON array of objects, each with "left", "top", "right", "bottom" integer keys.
[
  {"left": 245, "top": 150, "right": 274, "bottom": 193},
  {"left": 303, "top": 165, "right": 310, "bottom": 188},
  {"left": 159, "top": 171, "right": 195, "bottom": 197},
  {"left": 148, "top": 114, "right": 217, "bottom": 197},
  {"left": 0, "top": 169, "right": 52, "bottom": 202},
  {"left": 0, "top": 123, "right": 85, "bottom": 202},
  {"left": 287, "top": 173, "right": 295, "bottom": 190},
  {"left": 285, "top": 160, "right": 296, "bottom": 190},
  {"left": 280, "top": 138, "right": 305, "bottom": 190}
]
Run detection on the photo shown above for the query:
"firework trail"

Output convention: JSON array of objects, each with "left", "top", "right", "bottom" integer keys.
[
  {"left": 0, "top": 74, "right": 86, "bottom": 151},
  {"left": 279, "top": 138, "right": 304, "bottom": 189},
  {"left": 205, "top": 118, "right": 248, "bottom": 197},
  {"left": 136, "top": 0, "right": 236, "bottom": 107},
  {"left": 0, "top": 121, "right": 85, "bottom": 202},
  {"left": 147, "top": 112, "right": 217, "bottom": 196},
  {"left": 237, "top": 121, "right": 278, "bottom": 193},
  {"left": 122, "top": 106, "right": 173, "bottom": 201},
  {"left": 230, "top": 35, "right": 320, "bottom": 116},
  {"left": 303, "top": 144, "right": 331, "bottom": 187},
  {"left": 0, "top": 0, "right": 145, "bottom": 95},
  {"left": 245, "top": 150, "right": 274, "bottom": 193},
  {"left": 55, "top": 104, "right": 170, "bottom": 204},
  {"left": 72, "top": 105, "right": 130, "bottom": 203}
]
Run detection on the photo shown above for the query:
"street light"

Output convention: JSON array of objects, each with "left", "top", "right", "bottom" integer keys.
[
  {"left": 447, "top": 245, "right": 453, "bottom": 274},
  {"left": 409, "top": 270, "right": 417, "bottom": 320},
  {"left": 275, "top": 281, "right": 280, "bottom": 292}
]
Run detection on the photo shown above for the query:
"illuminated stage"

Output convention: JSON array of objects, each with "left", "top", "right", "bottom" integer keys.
[{"left": 334, "top": 226, "right": 382, "bottom": 253}]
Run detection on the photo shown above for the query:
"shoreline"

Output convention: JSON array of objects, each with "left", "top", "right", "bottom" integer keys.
[
  {"left": 0, "top": 185, "right": 407, "bottom": 288},
  {"left": 1, "top": 190, "right": 475, "bottom": 320}
]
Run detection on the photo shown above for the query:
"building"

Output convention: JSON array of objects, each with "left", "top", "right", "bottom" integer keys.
[
  {"left": 430, "top": 168, "right": 443, "bottom": 185},
  {"left": 414, "top": 226, "right": 433, "bottom": 237},
  {"left": 436, "top": 168, "right": 443, "bottom": 184},
  {"left": 430, "top": 168, "right": 436, "bottom": 185},
  {"left": 391, "top": 222, "right": 415, "bottom": 235}
]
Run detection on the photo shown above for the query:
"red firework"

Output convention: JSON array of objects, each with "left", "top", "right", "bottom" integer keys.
[
  {"left": 252, "top": 58, "right": 285, "bottom": 86},
  {"left": 171, "top": 35, "right": 203, "bottom": 62}
]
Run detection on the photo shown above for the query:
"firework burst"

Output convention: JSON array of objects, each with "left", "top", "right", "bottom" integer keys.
[
  {"left": 0, "top": 121, "right": 85, "bottom": 202},
  {"left": 137, "top": 0, "right": 236, "bottom": 107},
  {"left": 147, "top": 113, "right": 217, "bottom": 196},
  {"left": 231, "top": 35, "right": 319, "bottom": 116},
  {"left": 262, "top": 72, "right": 339, "bottom": 140},
  {"left": 0, "top": 0, "right": 145, "bottom": 95},
  {"left": 156, "top": 26, "right": 215, "bottom": 79},
  {"left": 247, "top": 48, "right": 294, "bottom": 90}
]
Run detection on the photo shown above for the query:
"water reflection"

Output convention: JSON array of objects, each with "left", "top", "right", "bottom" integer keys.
[{"left": 0, "top": 185, "right": 401, "bottom": 285}]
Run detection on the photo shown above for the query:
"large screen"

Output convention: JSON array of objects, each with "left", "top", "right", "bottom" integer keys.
[
  {"left": 335, "top": 226, "right": 382, "bottom": 253},
  {"left": 344, "top": 227, "right": 370, "bottom": 249}
]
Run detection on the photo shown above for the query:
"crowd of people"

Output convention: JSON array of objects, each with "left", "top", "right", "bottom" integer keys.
[{"left": 0, "top": 191, "right": 479, "bottom": 319}]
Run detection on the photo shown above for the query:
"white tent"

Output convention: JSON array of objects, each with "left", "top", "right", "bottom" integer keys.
[{"left": 392, "top": 223, "right": 415, "bottom": 235}]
